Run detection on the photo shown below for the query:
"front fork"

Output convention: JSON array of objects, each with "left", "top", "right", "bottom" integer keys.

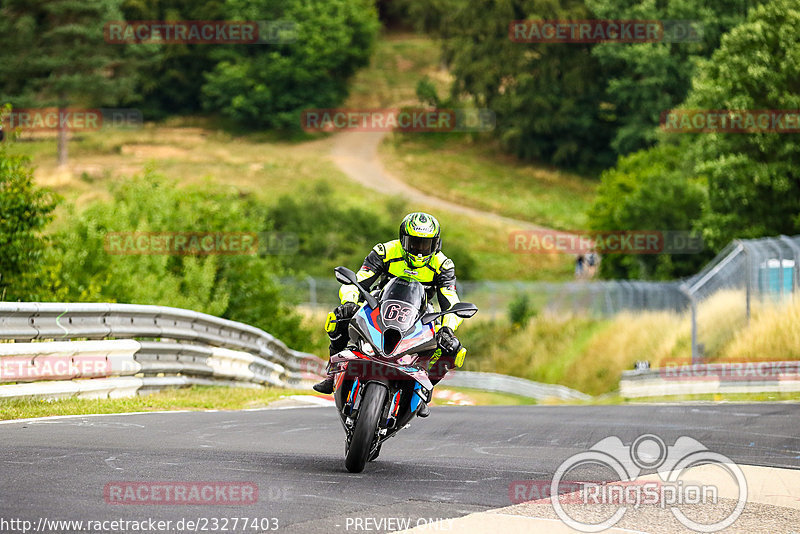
[
  {"left": 334, "top": 358, "right": 436, "bottom": 444},
  {"left": 340, "top": 377, "right": 424, "bottom": 437},
  {"left": 342, "top": 379, "right": 400, "bottom": 427}
]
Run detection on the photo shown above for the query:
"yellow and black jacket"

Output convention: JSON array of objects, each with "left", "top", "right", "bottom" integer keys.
[{"left": 339, "top": 239, "right": 463, "bottom": 331}]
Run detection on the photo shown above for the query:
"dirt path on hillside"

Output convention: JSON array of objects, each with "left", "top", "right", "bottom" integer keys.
[{"left": 330, "top": 130, "right": 550, "bottom": 231}]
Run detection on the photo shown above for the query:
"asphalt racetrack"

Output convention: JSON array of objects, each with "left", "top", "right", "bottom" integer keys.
[{"left": 1, "top": 403, "right": 799, "bottom": 533}]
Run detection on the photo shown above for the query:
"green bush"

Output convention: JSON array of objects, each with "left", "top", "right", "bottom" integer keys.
[
  {"left": 265, "top": 182, "right": 477, "bottom": 280},
  {"left": 588, "top": 142, "right": 709, "bottom": 279},
  {"left": 47, "top": 171, "right": 313, "bottom": 350},
  {"left": 507, "top": 294, "right": 537, "bottom": 327},
  {"left": 0, "top": 134, "right": 58, "bottom": 300}
]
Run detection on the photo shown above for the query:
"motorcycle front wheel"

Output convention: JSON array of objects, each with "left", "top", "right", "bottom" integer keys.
[{"left": 345, "top": 382, "right": 387, "bottom": 473}]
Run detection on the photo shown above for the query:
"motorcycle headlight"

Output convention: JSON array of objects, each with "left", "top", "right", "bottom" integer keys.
[{"left": 360, "top": 340, "right": 375, "bottom": 356}]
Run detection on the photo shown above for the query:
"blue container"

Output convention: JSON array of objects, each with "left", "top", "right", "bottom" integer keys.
[{"left": 758, "top": 259, "right": 795, "bottom": 296}]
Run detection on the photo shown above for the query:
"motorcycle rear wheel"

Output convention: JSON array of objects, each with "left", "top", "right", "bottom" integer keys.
[{"left": 345, "top": 382, "right": 387, "bottom": 473}]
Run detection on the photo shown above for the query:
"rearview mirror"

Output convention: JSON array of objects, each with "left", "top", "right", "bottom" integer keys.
[
  {"left": 334, "top": 266, "right": 357, "bottom": 285},
  {"left": 455, "top": 305, "right": 478, "bottom": 318},
  {"left": 421, "top": 302, "right": 478, "bottom": 324},
  {"left": 333, "top": 266, "right": 379, "bottom": 310}
]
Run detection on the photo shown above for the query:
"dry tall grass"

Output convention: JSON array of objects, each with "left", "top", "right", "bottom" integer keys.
[
  {"left": 466, "top": 289, "right": 799, "bottom": 395},
  {"left": 695, "top": 290, "right": 748, "bottom": 357},
  {"left": 567, "top": 311, "right": 688, "bottom": 395},
  {"left": 723, "top": 297, "right": 800, "bottom": 361}
]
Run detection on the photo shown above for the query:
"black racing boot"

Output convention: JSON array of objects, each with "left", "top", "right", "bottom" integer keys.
[
  {"left": 417, "top": 401, "right": 430, "bottom": 418},
  {"left": 313, "top": 376, "right": 335, "bottom": 394}
]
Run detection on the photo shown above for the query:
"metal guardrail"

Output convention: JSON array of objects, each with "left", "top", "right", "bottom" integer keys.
[
  {"left": 440, "top": 371, "right": 590, "bottom": 401},
  {"left": 0, "top": 302, "right": 326, "bottom": 399},
  {"left": 0, "top": 302, "right": 596, "bottom": 402},
  {"left": 620, "top": 362, "right": 800, "bottom": 398}
]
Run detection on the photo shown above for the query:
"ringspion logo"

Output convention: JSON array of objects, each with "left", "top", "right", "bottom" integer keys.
[{"left": 526, "top": 434, "right": 748, "bottom": 532}]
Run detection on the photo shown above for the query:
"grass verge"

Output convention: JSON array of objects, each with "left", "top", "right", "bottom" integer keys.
[
  {"left": 381, "top": 135, "right": 597, "bottom": 230},
  {"left": 0, "top": 386, "right": 313, "bottom": 421},
  {"left": 346, "top": 32, "right": 452, "bottom": 108},
  {"left": 0, "top": 383, "right": 540, "bottom": 421}
]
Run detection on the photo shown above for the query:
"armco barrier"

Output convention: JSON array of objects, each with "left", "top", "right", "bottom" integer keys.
[
  {"left": 0, "top": 302, "right": 325, "bottom": 399},
  {"left": 620, "top": 362, "right": 800, "bottom": 398},
  {"left": 0, "top": 302, "right": 594, "bottom": 402},
  {"left": 440, "top": 371, "right": 590, "bottom": 401}
]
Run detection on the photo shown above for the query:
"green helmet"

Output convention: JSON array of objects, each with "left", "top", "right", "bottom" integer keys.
[{"left": 399, "top": 212, "right": 441, "bottom": 268}]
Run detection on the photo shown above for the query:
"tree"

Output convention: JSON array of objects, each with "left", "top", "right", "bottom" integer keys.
[
  {"left": 588, "top": 142, "right": 707, "bottom": 279},
  {"left": 50, "top": 171, "right": 312, "bottom": 349},
  {"left": 588, "top": 0, "right": 761, "bottom": 156},
  {"left": 0, "top": 0, "right": 143, "bottom": 165},
  {"left": 0, "top": 122, "right": 59, "bottom": 300},
  {"left": 119, "top": 0, "right": 224, "bottom": 117},
  {"left": 685, "top": 0, "right": 800, "bottom": 249},
  {"left": 400, "top": 0, "right": 616, "bottom": 172},
  {"left": 201, "top": 0, "right": 379, "bottom": 130}
]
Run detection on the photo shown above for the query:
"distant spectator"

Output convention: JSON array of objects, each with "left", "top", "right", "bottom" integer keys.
[
  {"left": 575, "top": 254, "right": 585, "bottom": 278},
  {"left": 585, "top": 251, "right": 599, "bottom": 278}
]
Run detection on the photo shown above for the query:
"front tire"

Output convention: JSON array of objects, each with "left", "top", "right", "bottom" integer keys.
[{"left": 345, "top": 383, "right": 387, "bottom": 473}]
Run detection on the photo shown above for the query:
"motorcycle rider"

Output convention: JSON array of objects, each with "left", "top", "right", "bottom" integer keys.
[{"left": 313, "top": 212, "right": 464, "bottom": 417}]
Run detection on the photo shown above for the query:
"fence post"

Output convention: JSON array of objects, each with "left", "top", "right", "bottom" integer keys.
[
  {"left": 779, "top": 235, "right": 800, "bottom": 300},
  {"left": 739, "top": 240, "right": 751, "bottom": 322},
  {"left": 680, "top": 283, "right": 698, "bottom": 364},
  {"left": 306, "top": 276, "right": 317, "bottom": 309}
]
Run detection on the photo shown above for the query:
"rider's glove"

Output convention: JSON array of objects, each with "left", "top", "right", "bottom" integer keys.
[
  {"left": 436, "top": 326, "right": 461, "bottom": 357},
  {"left": 325, "top": 302, "right": 359, "bottom": 334},
  {"left": 336, "top": 301, "right": 359, "bottom": 320}
]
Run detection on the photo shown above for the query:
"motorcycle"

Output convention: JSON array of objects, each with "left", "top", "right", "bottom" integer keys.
[{"left": 328, "top": 266, "right": 478, "bottom": 473}]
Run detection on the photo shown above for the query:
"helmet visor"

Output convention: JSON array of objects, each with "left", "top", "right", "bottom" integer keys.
[{"left": 402, "top": 235, "right": 436, "bottom": 257}]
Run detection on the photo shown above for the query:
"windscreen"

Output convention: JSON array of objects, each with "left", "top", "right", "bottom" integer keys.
[{"left": 379, "top": 277, "right": 425, "bottom": 333}]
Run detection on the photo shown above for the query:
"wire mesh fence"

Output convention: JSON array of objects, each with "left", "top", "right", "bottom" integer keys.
[
  {"left": 279, "top": 234, "right": 799, "bottom": 364},
  {"left": 277, "top": 278, "right": 688, "bottom": 318},
  {"left": 681, "top": 235, "right": 800, "bottom": 362}
]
